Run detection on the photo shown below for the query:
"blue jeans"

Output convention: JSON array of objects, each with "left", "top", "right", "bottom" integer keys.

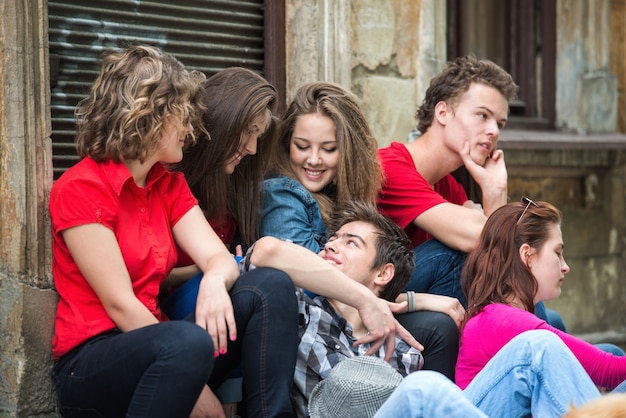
[
  {"left": 406, "top": 239, "right": 467, "bottom": 307},
  {"left": 54, "top": 267, "right": 299, "bottom": 418},
  {"left": 375, "top": 330, "right": 601, "bottom": 418}
]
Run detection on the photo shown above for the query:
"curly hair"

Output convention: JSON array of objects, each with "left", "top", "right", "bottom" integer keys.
[
  {"left": 461, "top": 200, "right": 562, "bottom": 326},
  {"left": 75, "top": 44, "right": 205, "bottom": 163},
  {"left": 171, "top": 67, "right": 279, "bottom": 246},
  {"left": 416, "top": 55, "right": 519, "bottom": 134},
  {"left": 270, "top": 82, "right": 382, "bottom": 224},
  {"left": 327, "top": 201, "right": 415, "bottom": 301}
]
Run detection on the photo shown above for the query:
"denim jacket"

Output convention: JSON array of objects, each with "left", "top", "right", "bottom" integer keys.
[{"left": 260, "top": 174, "right": 327, "bottom": 253}]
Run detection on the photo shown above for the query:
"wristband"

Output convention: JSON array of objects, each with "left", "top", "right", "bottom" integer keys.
[{"left": 407, "top": 291, "right": 415, "bottom": 312}]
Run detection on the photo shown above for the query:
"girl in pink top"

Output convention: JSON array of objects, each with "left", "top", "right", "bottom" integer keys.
[{"left": 457, "top": 199, "right": 626, "bottom": 390}]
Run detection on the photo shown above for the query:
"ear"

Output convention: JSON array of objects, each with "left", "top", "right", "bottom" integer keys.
[
  {"left": 434, "top": 101, "right": 450, "bottom": 126},
  {"left": 373, "top": 263, "right": 395, "bottom": 289},
  {"left": 518, "top": 243, "right": 535, "bottom": 267}
]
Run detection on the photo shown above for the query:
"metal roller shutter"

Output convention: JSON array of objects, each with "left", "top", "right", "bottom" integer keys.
[{"left": 48, "top": 0, "right": 265, "bottom": 178}]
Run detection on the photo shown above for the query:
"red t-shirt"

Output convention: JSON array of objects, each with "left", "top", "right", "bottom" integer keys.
[
  {"left": 49, "top": 157, "right": 197, "bottom": 360},
  {"left": 377, "top": 142, "right": 468, "bottom": 248}
]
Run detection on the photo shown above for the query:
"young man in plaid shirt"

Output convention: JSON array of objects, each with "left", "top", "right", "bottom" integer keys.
[{"left": 242, "top": 201, "right": 423, "bottom": 417}]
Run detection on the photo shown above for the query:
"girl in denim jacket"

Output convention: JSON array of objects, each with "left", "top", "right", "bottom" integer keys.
[{"left": 260, "top": 81, "right": 382, "bottom": 253}]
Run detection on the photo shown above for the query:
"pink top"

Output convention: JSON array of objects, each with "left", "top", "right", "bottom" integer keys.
[
  {"left": 377, "top": 142, "right": 468, "bottom": 248},
  {"left": 457, "top": 303, "right": 626, "bottom": 390}
]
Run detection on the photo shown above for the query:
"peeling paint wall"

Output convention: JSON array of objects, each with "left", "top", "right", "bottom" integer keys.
[{"left": 1, "top": 0, "right": 57, "bottom": 416}]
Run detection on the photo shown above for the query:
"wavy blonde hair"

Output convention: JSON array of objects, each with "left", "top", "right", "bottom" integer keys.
[{"left": 75, "top": 44, "right": 205, "bottom": 163}]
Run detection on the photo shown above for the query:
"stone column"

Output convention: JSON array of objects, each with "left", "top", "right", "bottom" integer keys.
[
  {"left": 0, "top": 0, "right": 57, "bottom": 416},
  {"left": 285, "top": 0, "right": 351, "bottom": 99}
]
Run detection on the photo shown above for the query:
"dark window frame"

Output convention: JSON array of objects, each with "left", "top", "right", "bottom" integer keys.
[
  {"left": 447, "top": 0, "right": 556, "bottom": 130},
  {"left": 263, "top": 0, "right": 286, "bottom": 115}
]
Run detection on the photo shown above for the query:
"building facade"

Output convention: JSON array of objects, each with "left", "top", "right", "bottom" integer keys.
[{"left": 1, "top": 0, "right": 625, "bottom": 415}]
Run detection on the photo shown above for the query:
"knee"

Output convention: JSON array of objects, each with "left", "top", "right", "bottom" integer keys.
[
  {"left": 510, "top": 329, "right": 565, "bottom": 359},
  {"left": 515, "top": 329, "right": 559, "bottom": 346},
  {"left": 400, "top": 370, "right": 455, "bottom": 395},
  {"left": 430, "top": 311, "right": 459, "bottom": 343},
  {"left": 240, "top": 267, "right": 297, "bottom": 303},
  {"left": 421, "top": 311, "right": 459, "bottom": 348},
  {"left": 159, "top": 321, "right": 214, "bottom": 368}
]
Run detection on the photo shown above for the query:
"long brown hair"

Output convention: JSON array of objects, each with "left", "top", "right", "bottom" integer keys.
[
  {"left": 270, "top": 81, "right": 382, "bottom": 223},
  {"left": 171, "top": 67, "right": 278, "bottom": 246},
  {"left": 462, "top": 200, "right": 562, "bottom": 325}
]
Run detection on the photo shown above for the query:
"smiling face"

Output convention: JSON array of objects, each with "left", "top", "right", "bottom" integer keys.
[
  {"left": 319, "top": 221, "right": 381, "bottom": 290},
  {"left": 525, "top": 223, "right": 570, "bottom": 304},
  {"left": 156, "top": 114, "right": 193, "bottom": 164},
  {"left": 288, "top": 112, "right": 339, "bottom": 193},
  {"left": 442, "top": 82, "right": 509, "bottom": 166},
  {"left": 224, "top": 114, "right": 269, "bottom": 174}
]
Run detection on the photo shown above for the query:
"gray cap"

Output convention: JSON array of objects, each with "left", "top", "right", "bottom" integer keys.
[{"left": 309, "top": 356, "right": 403, "bottom": 418}]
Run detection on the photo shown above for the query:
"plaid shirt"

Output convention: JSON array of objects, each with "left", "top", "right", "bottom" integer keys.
[{"left": 292, "top": 289, "right": 423, "bottom": 418}]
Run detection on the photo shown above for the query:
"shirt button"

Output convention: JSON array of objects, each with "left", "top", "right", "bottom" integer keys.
[
  {"left": 140, "top": 208, "right": 146, "bottom": 213},
  {"left": 335, "top": 344, "right": 340, "bottom": 350}
]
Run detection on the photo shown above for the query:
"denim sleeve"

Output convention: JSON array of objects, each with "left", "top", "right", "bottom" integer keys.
[{"left": 260, "top": 178, "right": 327, "bottom": 253}]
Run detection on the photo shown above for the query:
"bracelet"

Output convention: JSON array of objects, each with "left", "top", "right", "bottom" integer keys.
[{"left": 407, "top": 291, "right": 415, "bottom": 312}]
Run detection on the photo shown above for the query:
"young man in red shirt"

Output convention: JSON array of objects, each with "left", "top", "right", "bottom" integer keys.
[{"left": 378, "top": 55, "right": 517, "bottom": 309}]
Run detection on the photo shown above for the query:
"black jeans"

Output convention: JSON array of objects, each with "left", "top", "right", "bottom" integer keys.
[
  {"left": 53, "top": 267, "right": 299, "bottom": 418},
  {"left": 396, "top": 310, "right": 459, "bottom": 381}
]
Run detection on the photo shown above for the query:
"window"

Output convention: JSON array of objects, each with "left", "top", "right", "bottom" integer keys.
[{"left": 447, "top": 0, "right": 556, "bottom": 130}]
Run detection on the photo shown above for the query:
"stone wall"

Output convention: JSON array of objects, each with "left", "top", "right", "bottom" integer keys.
[{"left": 0, "top": 0, "right": 58, "bottom": 416}]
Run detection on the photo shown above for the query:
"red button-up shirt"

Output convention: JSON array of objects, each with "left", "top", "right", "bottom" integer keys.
[{"left": 50, "top": 157, "right": 197, "bottom": 359}]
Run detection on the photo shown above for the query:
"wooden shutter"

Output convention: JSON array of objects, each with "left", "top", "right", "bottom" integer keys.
[{"left": 48, "top": 0, "right": 265, "bottom": 178}]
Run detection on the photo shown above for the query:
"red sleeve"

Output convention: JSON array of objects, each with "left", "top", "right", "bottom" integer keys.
[
  {"left": 50, "top": 163, "right": 118, "bottom": 235},
  {"left": 378, "top": 142, "right": 468, "bottom": 246},
  {"left": 159, "top": 171, "right": 197, "bottom": 228}
]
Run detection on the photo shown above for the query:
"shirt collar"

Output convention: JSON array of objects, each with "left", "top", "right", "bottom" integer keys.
[{"left": 100, "top": 158, "right": 168, "bottom": 195}]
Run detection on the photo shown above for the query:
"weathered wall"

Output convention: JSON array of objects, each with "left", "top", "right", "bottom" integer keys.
[
  {"left": 351, "top": 0, "right": 446, "bottom": 147},
  {"left": 503, "top": 138, "right": 626, "bottom": 343},
  {"left": 556, "top": 0, "right": 617, "bottom": 133},
  {"left": 611, "top": 0, "right": 626, "bottom": 133},
  {"left": 0, "top": 0, "right": 57, "bottom": 416}
]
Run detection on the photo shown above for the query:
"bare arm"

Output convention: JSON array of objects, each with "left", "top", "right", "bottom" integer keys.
[
  {"left": 164, "top": 264, "right": 202, "bottom": 292},
  {"left": 414, "top": 144, "right": 507, "bottom": 252},
  {"left": 415, "top": 203, "right": 487, "bottom": 252},
  {"left": 63, "top": 224, "right": 159, "bottom": 331},
  {"left": 249, "top": 236, "right": 424, "bottom": 358},
  {"left": 395, "top": 292, "right": 466, "bottom": 328},
  {"left": 173, "top": 205, "right": 240, "bottom": 355}
]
